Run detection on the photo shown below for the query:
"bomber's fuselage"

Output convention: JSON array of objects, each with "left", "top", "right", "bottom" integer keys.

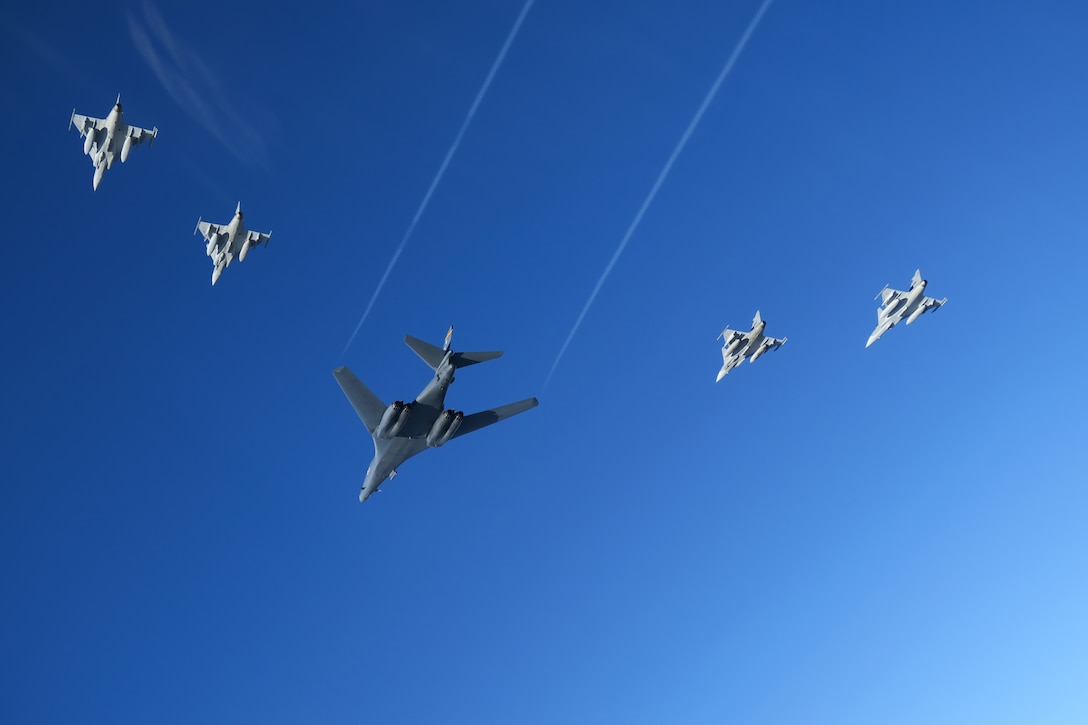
[{"left": 359, "top": 354, "right": 456, "bottom": 501}]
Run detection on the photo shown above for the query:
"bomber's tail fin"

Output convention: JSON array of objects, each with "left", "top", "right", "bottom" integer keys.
[{"left": 405, "top": 329, "right": 503, "bottom": 370}]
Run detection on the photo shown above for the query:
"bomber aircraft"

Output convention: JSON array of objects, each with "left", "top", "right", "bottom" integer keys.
[
  {"left": 716, "top": 310, "right": 787, "bottom": 382},
  {"left": 69, "top": 95, "right": 157, "bottom": 190},
  {"left": 866, "top": 269, "right": 947, "bottom": 347},
  {"left": 333, "top": 328, "right": 539, "bottom": 502},
  {"left": 194, "top": 202, "right": 272, "bottom": 285}
]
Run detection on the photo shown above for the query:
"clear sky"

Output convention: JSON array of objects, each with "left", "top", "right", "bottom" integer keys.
[{"left": 2, "top": 1, "right": 1087, "bottom": 723}]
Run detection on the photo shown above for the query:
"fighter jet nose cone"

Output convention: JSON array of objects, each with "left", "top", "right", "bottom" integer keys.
[{"left": 865, "top": 336, "right": 876, "bottom": 348}]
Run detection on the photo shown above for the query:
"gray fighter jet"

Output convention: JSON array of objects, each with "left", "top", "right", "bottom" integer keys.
[
  {"left": 194, "top": 202, "right": 272, "bottom": 285},
  {"left": 333, "top": 327, "right": 539, "bottom": 502},
  {"left": 69, "top": 95, "right": 157, "bottom": 190},
  {"left": 866, "top": 269, "right": 947, "bottom": 347},
  {"left": 716, "top": 310, "right": 787, "bottom": 382}
]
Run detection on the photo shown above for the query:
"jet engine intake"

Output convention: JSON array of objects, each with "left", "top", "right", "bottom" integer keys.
[
  {"left": 377, "top": 401, "right": 412, "bottom": 439},
  {"left": 426, "top": 409, "right": 463, "bottom": 447}
]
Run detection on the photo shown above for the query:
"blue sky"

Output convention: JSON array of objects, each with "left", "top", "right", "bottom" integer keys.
[{"left": 2, "top": 1, "right": 1087, "bottom": 722}]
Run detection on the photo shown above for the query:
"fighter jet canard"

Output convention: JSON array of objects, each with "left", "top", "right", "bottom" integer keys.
[
  {"left": 715, "top": 310, "right": 787, "bottom": 382},
  {"left": 333, "top": 327, "right": 539, "bottom": 503},
  {"left": 194, "top": 202, "right": 272, "bottom": 285},
  {"left": 866, "top": 269, "right": 947, "bottom": 348},
  {"left": 69, "top": 95, "right": 157, "bottom": 190}
]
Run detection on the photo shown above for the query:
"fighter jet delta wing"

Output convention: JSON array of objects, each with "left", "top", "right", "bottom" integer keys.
[
  {"left": 194, "top": 219, "right": 221, "bottom": 241},
  {"left": 69, "top": 111, "right": 104, "bottom": 140}
]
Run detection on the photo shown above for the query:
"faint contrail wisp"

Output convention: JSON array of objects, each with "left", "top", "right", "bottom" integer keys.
[
  {"left": 342, "top": 0, "right": 536, "bottom": 357},
  {"left": 543, "top": 0, "right": 775, "bottom": 389}
]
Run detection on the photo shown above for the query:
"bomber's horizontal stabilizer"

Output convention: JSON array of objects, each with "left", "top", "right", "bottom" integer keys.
[
  {"left": 405, "top": 335, "right": 445, "bottom": 369},
  {"left": 450, "top": 350, "right": 503, "bottom": 368},
  {"left": 405, "top": 334, "right": 503, "bottom": 370}
]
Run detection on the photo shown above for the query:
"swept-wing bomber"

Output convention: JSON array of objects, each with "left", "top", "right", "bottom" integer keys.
[
  {"left": 333, "top": 327, "right": 539, "bottom": 503},
  {"left": 716, "top": 310, "right": 787, "bottom": 382},
  {"left": 69, "top": 95, "right": 157, "bottom": 190},
  {"left": 194, "top": 202, "right": 272, "bottom": 285},
  {"left": 866, "top": 269, "right": 947, "bottom": 347}
]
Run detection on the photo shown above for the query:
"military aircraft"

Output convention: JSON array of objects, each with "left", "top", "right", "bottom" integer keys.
[
  {"left": 194, "top": 202, "right": 272, "bottom": 285},
  {"left": 716, "top": 310, "right": 787, "bottom": 382},
  {"left": 69, "top": 95, "right": 157, "bottom": 190},
  {"left": 866, "top": 269, "right": 947, "bottom": 347},
  {"left": 333, "top": 327, "right": 539, "bottom": 502}
]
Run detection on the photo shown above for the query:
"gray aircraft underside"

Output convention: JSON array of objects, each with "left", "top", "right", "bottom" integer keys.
[
  {"left": 194, "top": 202, "right": 272, "bottom": 285},
  {"left": 866, "top": 269, "right": 947, "bottom": 347},
  {"left": 334, "top": 328, "right": 539, "bottom": 502},
  {"left": 69, "top": 95, "right": 157, "bottom": 190},
  {"left": 716, "top": 310, "right": 786, "bottom": 382}
]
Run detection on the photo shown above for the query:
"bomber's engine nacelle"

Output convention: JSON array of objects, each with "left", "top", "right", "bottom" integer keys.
[
  {"left": 377, "top": 401, "right": 412, "bottom": 439},
  {"left": 121, "top": 135, "right": 133, "bottom": 163},
  {"left": 905, "top": 305, "right": 927, "bottom": 325},
  {"left": 426, "top": 409, "right": 463, "bottom": 447},
  {"left": 83, "top": 133, "right": 94, "bottom": 155}
]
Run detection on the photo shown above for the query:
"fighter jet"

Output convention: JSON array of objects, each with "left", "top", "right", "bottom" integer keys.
[
  {"left": 69, "top": 95, "right": 157, "bottom": 190},
  {"left": 194, "top": 202, "right": 272, "bottom": 285},
  {"left": 866, "top": 269, "right": 947, "bottom": 347},
  {"left": 716, "top": 310, "right": 787, "bottom": 382},
  {"left": 333, "top": 327, "right": 539, "bottom": 503}
]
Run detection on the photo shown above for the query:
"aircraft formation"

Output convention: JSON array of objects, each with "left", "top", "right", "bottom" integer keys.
[{"left": 67, "top": 93, "right": 947, "bottom": 503}]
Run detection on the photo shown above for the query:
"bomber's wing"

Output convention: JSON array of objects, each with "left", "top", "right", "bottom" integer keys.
[
  {"left": 451, "top": 398, "right": 538, "bottom": 440},
  {"left": 333, "top": 366, "right": 387, "bottom": 435}
]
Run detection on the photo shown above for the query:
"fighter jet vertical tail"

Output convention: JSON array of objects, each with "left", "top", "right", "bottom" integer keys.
[
  {"left": 752, "top": 310, "right": 762, "bottom": 327},
  {"left": 911, "top": 269, "right": 923, "bottom": 288}
]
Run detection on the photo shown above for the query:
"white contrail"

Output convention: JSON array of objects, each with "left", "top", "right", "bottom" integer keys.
[
  {"left": 342, "top": 0, "right": 536, "bottom": 356},
  {"left": 543, "top": 0, "right": 775, "bottom": 389}
]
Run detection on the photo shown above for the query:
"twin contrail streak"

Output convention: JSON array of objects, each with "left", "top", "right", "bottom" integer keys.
[
  {"left": 343, "top": 0, "right": 536, "bottom": 356},
  {"left": 543, "top": 0, "right": 775, "bottom": 389}
]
